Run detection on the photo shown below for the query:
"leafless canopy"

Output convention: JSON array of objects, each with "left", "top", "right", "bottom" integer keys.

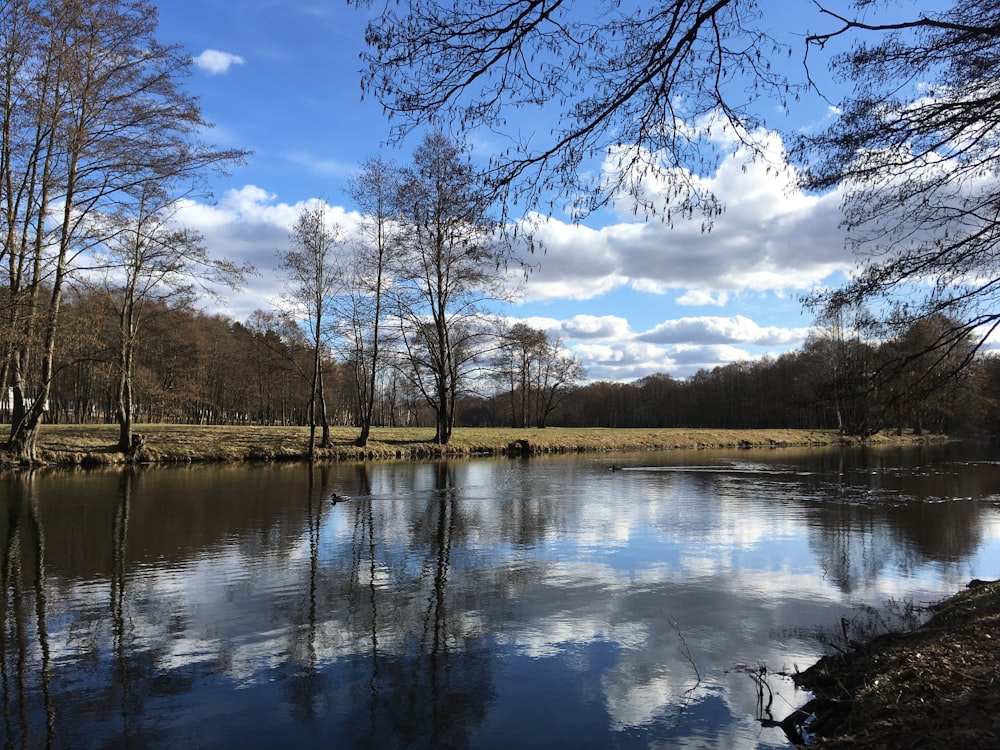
[
  {"left": 354, "top": 0, "right": 797, "bottom": 223},
  {"left": 800, "top": 0, "right": 1000, "bottom": 350}
]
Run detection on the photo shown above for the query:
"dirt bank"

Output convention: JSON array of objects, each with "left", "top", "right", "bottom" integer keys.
[{"left": 791, "top": 580, "right": 1000, "bottom": 748}]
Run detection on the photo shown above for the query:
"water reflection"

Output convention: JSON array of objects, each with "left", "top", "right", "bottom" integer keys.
[
  {"left": 1, "top": 471, "right": 55, "bottom": 749},
  {"left": 0, "top": 444, "right": 998, "bottom": 748},
  {"left": 329, "top": 461, "right": 498, "bottom": 750}
]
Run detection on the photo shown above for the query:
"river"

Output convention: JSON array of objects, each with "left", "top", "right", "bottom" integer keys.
[{"left": 2, "top": 441, "right": 999, "bottom": 748}]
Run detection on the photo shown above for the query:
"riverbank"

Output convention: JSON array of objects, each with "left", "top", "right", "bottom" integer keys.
[
  {"left": 791, "top": 579, "right": 1000, "bottom": 748},
  {"left": 1, "top": 424, "right": 938, "bottom": 466}
]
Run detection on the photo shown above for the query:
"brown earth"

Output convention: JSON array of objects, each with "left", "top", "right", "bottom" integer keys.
[{"left": 789, "top": 580, "right": 1000, "bottom": 749}]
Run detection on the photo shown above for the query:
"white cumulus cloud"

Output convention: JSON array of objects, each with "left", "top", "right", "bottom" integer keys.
[
  {"left": 194, "top": 49, "right": 246, "bottom": 75},
  {"left": 639, "top": 315, "right": 811, "bottom": 346},
  {"left": 514, "top": 129, "right": 851, "bottom": 306}
]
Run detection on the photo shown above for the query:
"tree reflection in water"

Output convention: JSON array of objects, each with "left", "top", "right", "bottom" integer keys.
[
  {"left": 111, "top": 469, "right": 135, "bottom": 744},
  {"left": 283, "top": 464, "right": 326, "bottom": 723},
  {"left": 0, "top": 444, "right": 998, "bottom": 748},
  {"left": 1, "top": 472, "right": 54, "bottom": 748},
  {"left": 335, "top": 461, "right": 496, "bottom": 749}
]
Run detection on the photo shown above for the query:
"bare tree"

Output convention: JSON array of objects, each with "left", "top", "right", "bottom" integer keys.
[
  {"left": 89, "top": 182, "right": 251, "bottom": 457},
  {"left": 344, "top": 156, "right": 401, "bottom": 446},
  {"left": 352, "top": 0, "right": 806, "bottom": 222},
  {"left": 279, "top": 204, "right": 344, "bottom": 457},
  {"left": 492, "top": 322, "right": 547, "bottom": 428},
  {"left": 392, "top": 132, "right": 507, "bottom": 444},
  {"left": 800, "top": 1, "right": 1000, "bottom": 395},
  {"left": 492, "top": 322, "right": 585, "bottom": 428},
  {"left": 803, "top": 295, "right": 880, "bottom": 437},
  {"left": 532, "top": 335, "right": 584, "bottom": 428},
  {"left": 0, "top": 0, "right": 246, "bottom": 461}
]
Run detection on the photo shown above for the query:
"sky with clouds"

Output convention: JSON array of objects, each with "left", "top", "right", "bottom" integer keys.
[{"left": 152, "top": 0, "right": 861, "bottom": 381}]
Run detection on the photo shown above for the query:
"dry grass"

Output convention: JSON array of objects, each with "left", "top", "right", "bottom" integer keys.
[{"left": 9, "top": 423, "right": 936, "bottom": 466}]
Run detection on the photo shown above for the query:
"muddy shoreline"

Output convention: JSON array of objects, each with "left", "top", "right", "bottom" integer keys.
[{"left": 789, "top": 580, "right": 1000, "bottom": 748}]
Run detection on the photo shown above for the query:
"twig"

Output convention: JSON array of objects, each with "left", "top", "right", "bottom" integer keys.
[{"left": 671, "top": 619, "right": 702, "bottom": 684}]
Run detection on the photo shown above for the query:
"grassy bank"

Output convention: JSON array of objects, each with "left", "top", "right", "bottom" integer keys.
[{"left": 3, "top": 423, "right": 937, "bottom": 467}]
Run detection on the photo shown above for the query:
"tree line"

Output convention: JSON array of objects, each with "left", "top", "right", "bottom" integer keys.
[
  {"left": 35, "top": 287, "right": 585, "bottom": 434},
  {"left": 468, "top": 313, "right": 1000, "bottom": 436},
  {"left": 34, "top": 284, "right": 1000, "bottom": 439}
]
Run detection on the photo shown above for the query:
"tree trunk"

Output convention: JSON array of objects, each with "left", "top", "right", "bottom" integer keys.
[
  {"left": 116, "top": 333, "right": 135, "bottom": 455},
  {"left": 433, "top": 366, "right": 453, "bottom": 444},
  {"left": 317, "top": 371, "right": 331, "bottom": 448},
  {"left": 116, "top": 399, "right": 133, "bottom": 454},
  {"left": 356, "top": 262, "right": 383, "bottom": 448},
  {"left": 357, "top": 332, "right": 380, "bottom": 448},
  {"left": 307, "top": 402, "right": 317, "bottom": 460},
  {"left": 356, "top": 420, "right": 371, "bottom": 447},
  {"left": 308, "top": 345, "right": 318, "bottom": 460},
  {"left": 8, "top": 385, "right": 43, "bottom": 463}
]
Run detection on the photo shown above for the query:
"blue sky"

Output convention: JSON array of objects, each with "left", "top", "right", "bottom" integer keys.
[{"left": 153, "top": 0, "right": 861, "bottom": 381}]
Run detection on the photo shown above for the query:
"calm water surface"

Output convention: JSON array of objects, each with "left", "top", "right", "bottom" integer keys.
[{"left": 3, "top": 442, "right": 1000, "bottom": 749}]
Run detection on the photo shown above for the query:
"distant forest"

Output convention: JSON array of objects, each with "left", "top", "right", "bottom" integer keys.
[{"left": 35, "top": 290, "right": 1000, "bottom": 438}]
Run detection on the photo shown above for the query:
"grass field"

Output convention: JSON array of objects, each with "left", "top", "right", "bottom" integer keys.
[{"left": 7, "top": 423, "right": 937, "bottom": 466}]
